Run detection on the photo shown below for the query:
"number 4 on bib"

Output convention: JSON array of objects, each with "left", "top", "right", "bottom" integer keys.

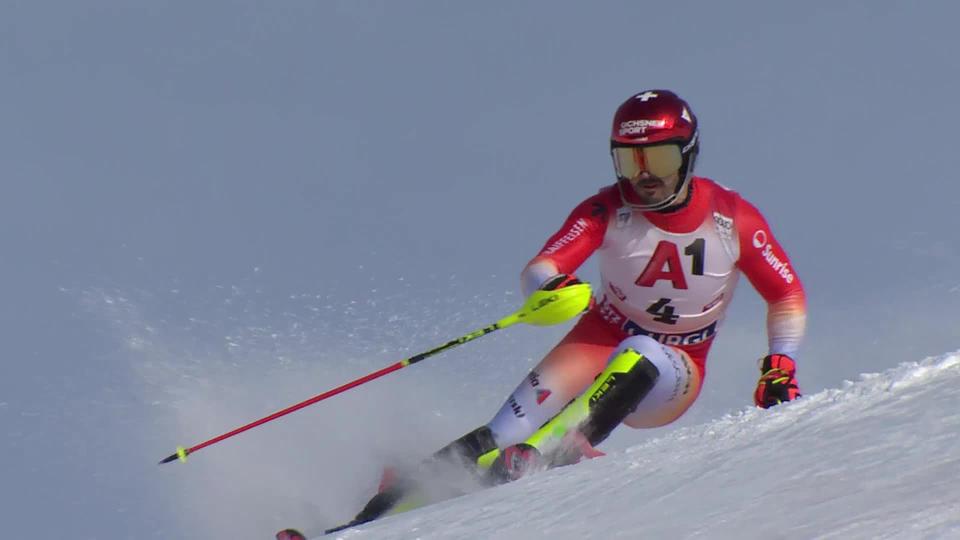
[{"left": 646, "top": 298, "right": 680, "bottom": 324}]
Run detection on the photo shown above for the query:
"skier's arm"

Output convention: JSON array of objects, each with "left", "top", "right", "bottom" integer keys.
[
  {"left": 734, "top": 199, "right": 807, "bottom": 359},
  {"left": 521, "top": 194, "right": 610, "bottom": 296}
]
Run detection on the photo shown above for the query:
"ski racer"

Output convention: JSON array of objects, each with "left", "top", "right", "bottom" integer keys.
[{"left": 332, "top": 89, "right": 807, "bottom": 532}]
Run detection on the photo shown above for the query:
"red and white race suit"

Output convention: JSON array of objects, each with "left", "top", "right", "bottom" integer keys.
[{"left": 487, "top": 177, "right": 807, "bottom": 446}]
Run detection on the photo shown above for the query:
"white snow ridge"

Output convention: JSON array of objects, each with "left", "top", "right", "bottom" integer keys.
[{"left": 332, "top": 353, "right": 960, "bottom": 540}]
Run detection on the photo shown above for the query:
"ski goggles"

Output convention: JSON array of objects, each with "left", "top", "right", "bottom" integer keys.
[{"left": 611, "top": 144, "right": 683, "bottom": 179}]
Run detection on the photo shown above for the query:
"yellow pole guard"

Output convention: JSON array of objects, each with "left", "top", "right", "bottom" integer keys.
[{"left": 511, "top": 282, "right": 592, "bottom": 327}]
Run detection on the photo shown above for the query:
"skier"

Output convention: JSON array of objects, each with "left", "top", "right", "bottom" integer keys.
[{"left": 330, "top": 89, "right": 807, "bottom": 533}]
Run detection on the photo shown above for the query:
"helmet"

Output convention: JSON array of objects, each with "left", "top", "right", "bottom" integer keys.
[{"left": 610, "top": 90, "right": 700, "bottom": 210}]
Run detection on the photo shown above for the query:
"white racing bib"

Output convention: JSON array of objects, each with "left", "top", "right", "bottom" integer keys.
[{"left": 597, "top": 206, "right": 740, "bottom": 346}]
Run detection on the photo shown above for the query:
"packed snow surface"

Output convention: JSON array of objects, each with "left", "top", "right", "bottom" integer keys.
[{"left": 325, "top": 353, "right": 960, "bottom": 539}]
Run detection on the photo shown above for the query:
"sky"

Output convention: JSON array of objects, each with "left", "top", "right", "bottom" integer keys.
[{"left": 1, "top": 2, "right": 958, "bottom": 539}]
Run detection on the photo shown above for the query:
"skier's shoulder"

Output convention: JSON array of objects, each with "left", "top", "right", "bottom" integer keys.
[
  {"left": 567, "top": 183, "right": 621, "bottom": 220},
  {"left": 589, "top": 183, "right": 622, "bottom": 205},
  {"left": 694, "top": 176, "right": 762, "bottom": 219},
  {"left": 695, "top": 176, "right": 738, "bottom": 203},
  {"left": 594, "top": 183, "right": 623, "bottom": 208}
]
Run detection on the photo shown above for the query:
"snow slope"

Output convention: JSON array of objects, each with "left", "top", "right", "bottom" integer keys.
[{"left": 323, "top": 353, "right": 960, "bottom": 539}]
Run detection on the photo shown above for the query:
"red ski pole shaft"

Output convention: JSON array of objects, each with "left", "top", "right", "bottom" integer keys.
[
  {"left": 159, "top": 320, "right": 506, "bottom": 465},
  {"left": 159, "top": 362, "right": 406, "bottom": 464},
  {"left": 158, "top": 283, "right": 593, "bottom": 465}
]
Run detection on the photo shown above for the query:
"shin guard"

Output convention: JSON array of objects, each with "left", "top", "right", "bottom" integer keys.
[{"left": 524, "top": 348, "right": 659, "bottom": 461}]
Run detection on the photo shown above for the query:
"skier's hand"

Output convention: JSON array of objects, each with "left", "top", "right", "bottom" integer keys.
[
  {"left": 753, "top": 354, "right": 801, "bottom": 408},
  {"left": 539, "top": 274, "right": 582, "bottom": 291}
]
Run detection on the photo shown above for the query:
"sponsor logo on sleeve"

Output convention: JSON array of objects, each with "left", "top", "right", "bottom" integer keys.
[
  {"left": 752, "top": 229, "right": 767, "bottom": 249},
  {"left": 542, "top": 218, "right": 589, "bottom": 255},
  {"left": 752, "top": 229, "right": 794, "bottom": 284},
  {"left": 591, "top": 201, "right": 608, "bottom": 217}
]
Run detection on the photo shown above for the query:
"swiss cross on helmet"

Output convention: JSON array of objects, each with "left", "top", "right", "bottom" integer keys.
[{"left": 610, "top": 90, "right": 700, "bottom": 210}]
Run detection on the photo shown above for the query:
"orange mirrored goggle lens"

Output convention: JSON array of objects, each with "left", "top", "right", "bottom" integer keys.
[{"left": 612, "top": 144, "right": 683, "bottom": 179}]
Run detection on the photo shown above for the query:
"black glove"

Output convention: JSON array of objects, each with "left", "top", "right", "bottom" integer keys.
[{"left": 539, "top": 274, "right": 582, "bottom": 291}]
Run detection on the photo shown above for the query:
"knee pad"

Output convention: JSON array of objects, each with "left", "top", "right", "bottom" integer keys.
[{"left": 617, "top": 335, "right": 667, "bottom": 360}]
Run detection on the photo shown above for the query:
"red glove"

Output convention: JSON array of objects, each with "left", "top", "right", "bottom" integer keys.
[{"left": 754, "top": 354, "right": 801, "bottom": 408}]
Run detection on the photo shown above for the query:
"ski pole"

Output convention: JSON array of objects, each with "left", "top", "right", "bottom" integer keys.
[{"left": 158, "top": 283, "right": 591, "bottom": 465}]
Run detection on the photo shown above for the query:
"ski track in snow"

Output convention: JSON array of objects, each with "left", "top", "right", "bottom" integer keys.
[{"left": 319, "top": 353, "right": 960, "bottom": 540}]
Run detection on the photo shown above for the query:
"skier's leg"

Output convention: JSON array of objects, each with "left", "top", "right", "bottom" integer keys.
[
  {"left": 340, "top": 313, "right": 616, "bottom": 528},
  {"left": 621, "top": 340, "right": 702, "bottom": 428},
  {"left": 486, "top": 335, "right": 702, "bottom": 481},
  {"left": 484, "top": 333, "right": 616, "bottom": 448}
]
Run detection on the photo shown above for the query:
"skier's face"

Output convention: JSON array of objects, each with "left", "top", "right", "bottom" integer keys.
[
  {"left": 611, "top": 144, "right": 684, "bottom": 206},
  {"left": 627, "top": 170, "right": 682, "bottom": 206}
]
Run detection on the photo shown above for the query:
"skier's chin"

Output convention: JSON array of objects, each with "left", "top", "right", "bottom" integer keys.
[{"left": 630, "top": 182, "right": 668, "bottom": 205}]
